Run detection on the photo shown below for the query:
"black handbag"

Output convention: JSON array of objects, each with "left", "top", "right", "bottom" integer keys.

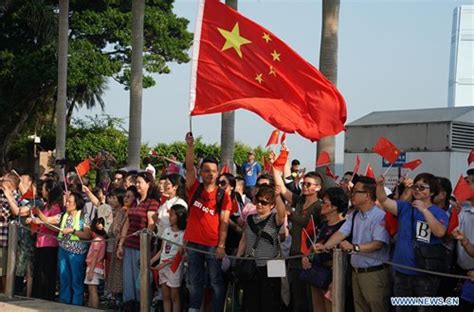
[
  {"left": 235, "top": 214, "right": 272, "bottom": 282},
  {"left": 411, "top": 208, "right": 448, "bottom": 273},
  {"left": 300, "top": 253, "right": 332, "bottom": 290}
]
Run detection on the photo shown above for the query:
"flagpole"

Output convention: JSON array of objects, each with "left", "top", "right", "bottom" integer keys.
[
  {"left": 302, "top": 228, "right": 315, "bottom": 246},
  {"left": 75, "top": 168, "right": 84, "bottom": 186},
  {"left": 310, "top": 215, "right": 317, "bottom": 242},
  {"left": 382, "top": 163, "right": 393, "bottom": 177},
  {"left": 61, "top": 167, "right": 68, "bottom": 193},
  {"left": 189, "top": 115, "right": 193, "bottom": 133}
]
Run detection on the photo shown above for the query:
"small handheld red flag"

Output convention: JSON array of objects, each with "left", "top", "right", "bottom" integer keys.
[
  {"left": 75, "top": 159, "right": 90, "bottom": 177},
  {"left": 316, "top": 151, "right": 331, "bottom": 168},
  {"left": 325, "top": 166, "right": 337, "bottom": 181},
  {"left": 272, "top": 149, "right": 289, "bottom": 171},
  {"left": 384, "top": 212, "right": 398, "bottom": 237},
  {"left": 262, "top": 156, "right": 272, "bottom": 172},
  {"left": 373, "top": 137, "right": 401, "bottom": 165},
  {"left": 280, "top": 132, "right": 287, "bottom": 145},
  {"left": 453, "top": 175, "right": 474, "bottom": 203},
  {"left": 220, "top": 164, "right": 231, "bottom": 174},
  {"left": 352, "top": 155, "right": 361, "bottom": 176},
  {"left": 170, "top": 252, "right": 183, "bottom": 273},
  {"left": 468, "top": 149, "right": 474, "bottom": 166},
  {"left": 365, "top": 164, "right": 375, "bottom": 179},
  {"left": 266, "top": 130, "right": 280, "bottom": 147},
  {"left": 402, "top": 159, "right": 422, "bottom": 171},
  {"left": 447, "top": 207, "right": 459, "bottom": 235}
]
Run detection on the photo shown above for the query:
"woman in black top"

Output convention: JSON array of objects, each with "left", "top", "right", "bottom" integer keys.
[{"left": 303, "top": 187, "right": 348, "bottom": 312}]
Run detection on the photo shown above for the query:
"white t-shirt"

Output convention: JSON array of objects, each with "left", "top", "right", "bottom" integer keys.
[
  {"left": 156, "top": 197, "right": 187, "bottom": 237},
  {"left": 160, "top": 227, "right": 184, "bottom": 263}
]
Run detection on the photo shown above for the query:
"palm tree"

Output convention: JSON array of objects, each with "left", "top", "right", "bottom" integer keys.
[
  {"left": 316, "top": 0, "right": 340, "bottom": 180},
  {"left": 127, "top": 0, "right": 145, "bottom": 169},
  {"left": 220, "top": 0, "right": 238, "bottom": 173},
  {"left": 55, "top": 0, "right": 69, "bottom": 175}
]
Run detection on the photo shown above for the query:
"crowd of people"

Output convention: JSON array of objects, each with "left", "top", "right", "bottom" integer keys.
[{"left": 0, "top": 132, "right": 473, "bottom": 312}]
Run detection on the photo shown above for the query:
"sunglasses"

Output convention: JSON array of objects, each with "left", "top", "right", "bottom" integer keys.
[
  {"left": 413, "top": 184, "right": 430, "bottom": 191},
  {"left": 217, "top": 180, "right": 227, "bottom": 187},
  {"left": 302, "top": 182, "right": 318, "bottom": 188},
  {"left": 255, "top": 198, "right": 271, "bottom": 206}
]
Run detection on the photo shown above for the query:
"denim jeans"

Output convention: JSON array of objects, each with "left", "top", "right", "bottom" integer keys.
[
  {"left": 122, "top": 247, "right": 141, "bottom": 303},
  {"left": 186, "top": 242, "right": 225, "bottom": 312},
  {"left": 58, "top": 247, "right": 86, "bottom": 305}
]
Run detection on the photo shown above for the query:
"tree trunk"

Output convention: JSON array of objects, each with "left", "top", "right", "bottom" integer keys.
[
  {"left": 220, "top": 0, "right": 238, "bottom": 173},
  {"left": 316, "top": 0, "right": 340, "bottom": 182},
  {"left": 55, "top": 0, "right": 69, "bottom": 176},
  {"left": 127, "top": 0, "right": 145, "bottom": 169}
]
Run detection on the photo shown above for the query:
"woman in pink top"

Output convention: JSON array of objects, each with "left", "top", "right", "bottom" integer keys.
[{"left": 30, "top": 179, "right": 63, "bottom": 300}]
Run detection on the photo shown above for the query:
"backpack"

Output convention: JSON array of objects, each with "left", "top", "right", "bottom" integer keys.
[{"left": 190, "top": 183, "right": 225, "bottom": 215}]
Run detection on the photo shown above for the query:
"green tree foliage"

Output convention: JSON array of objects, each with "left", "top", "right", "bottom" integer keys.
[
  {"left": 14, "top": 115, "right": 269, "bottom": 177},
  {"left": 0, "top": 0, "right": 193, "bottom": 170}
]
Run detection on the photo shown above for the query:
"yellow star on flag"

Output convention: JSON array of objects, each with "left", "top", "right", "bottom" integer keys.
[
  {"left": 269, "top": 66, "right": 276, "bottom": 77},
  {"left": 255, "top": 73, "right": 264, "bottom": 84},
  {"left": 262, "top": 33, "right": 272, "bottom": 43},
  {"left": 217, "top": 23, "right": 252, "bottom": 58},
  {"left": 271, "top": 50, "right": 281, "bottom": 61}
]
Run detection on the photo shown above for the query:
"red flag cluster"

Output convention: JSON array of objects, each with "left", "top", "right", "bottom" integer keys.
[
  {"left": 272, "top": 149, "right": 289, "bottom": 171},
  {"left": 190, "top": 0, "right": 347, "bottom": 141}
]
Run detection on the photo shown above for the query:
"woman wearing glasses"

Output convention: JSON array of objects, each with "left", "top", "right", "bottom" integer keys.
[
  {"left": 236, "top": 185, "right": 287, "bottom": 312},
  {"left": 272, "top": 154, "right": 324, "bottom": 311},
  {"left": 376, "top": 173, "right": 448, "bottom": 308}
]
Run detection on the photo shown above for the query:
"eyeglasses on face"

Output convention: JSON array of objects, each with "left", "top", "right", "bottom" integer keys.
[
  {"left": 413, "top": 184, "right": 430, "bottom": 192},
  {"left": 217, "top": 180, "right": 227, "bottom": 187},
  {"left": 302, "top": 182, "right": 318, "bottom": 188},
  {"left": 255, "top": 198, "right": 271, "bottom": 206}
]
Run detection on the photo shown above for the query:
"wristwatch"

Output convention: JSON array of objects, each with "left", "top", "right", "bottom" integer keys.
[{"left": 353, "top": 244, "right": 360, "bottom": 253}]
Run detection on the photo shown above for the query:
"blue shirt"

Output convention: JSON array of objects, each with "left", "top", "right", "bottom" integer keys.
[
  {"left": 339, "top": 206, "right": 390, "bottom": 268},
  {"left": 241, "top": 161, "right": 262, "bottom": 187},
  {"left": 392, "top": 200, "right": 448, "bottom": 275}
]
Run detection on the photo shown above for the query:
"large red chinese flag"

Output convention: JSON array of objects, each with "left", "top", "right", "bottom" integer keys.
[
  {"left": 75, "top": 159, "right": 90, "bottom": 177},
  {"left": 189, "top": 0, "right": 347, "bottom": 141},
  {"left": 373, "top": 137, "right": 401, "bottom": 165}
]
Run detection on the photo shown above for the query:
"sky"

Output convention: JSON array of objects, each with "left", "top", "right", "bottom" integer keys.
[{"left": 77, "top": 0, "right": 472, "bottom": 173}]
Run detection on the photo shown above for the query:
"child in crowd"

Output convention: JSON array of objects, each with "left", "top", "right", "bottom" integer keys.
[
  {"left": 85, "top": 217, "right": 107, "bottom": 308},
  {"left": 151, "top": 204, "right": 187, "bottom": 312}
]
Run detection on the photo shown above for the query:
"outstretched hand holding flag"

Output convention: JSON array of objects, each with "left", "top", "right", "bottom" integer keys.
[{"left": 189, "top": 0, "right": 346, "bottom": 141}]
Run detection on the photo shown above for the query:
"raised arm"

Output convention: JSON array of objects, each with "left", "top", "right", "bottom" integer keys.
[
  {"left": 185, "top": 132, "right": 196, "bottom": 190},
  {"left": 375, "top": 175, "right": 398, "bottom": 216},
  {"left": 82, "top": 185, "right": 100, "bottom": 207},
  {"left": 272, "top": 162, "right": 293, "bottom": 204},
  {"left": 274, "top": 185, "right": 287, "bottom": 226}
]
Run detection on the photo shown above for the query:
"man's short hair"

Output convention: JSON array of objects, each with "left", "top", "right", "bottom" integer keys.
[
  {"left": 356, "top": 176, "right": 377, "bottom": 201},
  {"left": 200, "top": 156, "right": 219, "bottom": 169},
  {"left": 291, "top": 159, "right": 300, "bottom": 166}
]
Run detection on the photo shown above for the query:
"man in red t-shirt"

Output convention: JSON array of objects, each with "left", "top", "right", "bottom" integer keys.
[{"left": 184, "top": 132, "right": 232, "bottom": 312}]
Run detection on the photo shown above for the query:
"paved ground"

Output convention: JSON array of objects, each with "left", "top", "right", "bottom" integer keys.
[{"left": 0, "top": 295, "right": 106, "bottom": 311}]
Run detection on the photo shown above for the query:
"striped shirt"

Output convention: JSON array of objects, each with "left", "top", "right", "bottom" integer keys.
[
  {"left": 0, "top": 191, "right": 19, "bottom": 247},
  {"left": 124, "top": 198, "right": 159, "bottom": 250},
  {"left": 244, "top": 213, "right": 281, "bottom": 267}
]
